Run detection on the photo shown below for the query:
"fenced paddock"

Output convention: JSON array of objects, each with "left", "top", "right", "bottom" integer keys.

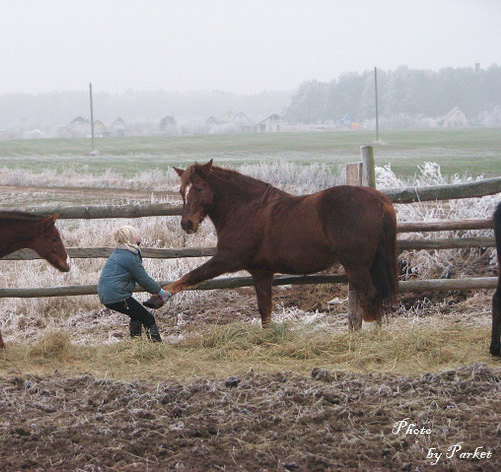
[{"left": 1, "top": 154, "right": 500, "bottom": 322}]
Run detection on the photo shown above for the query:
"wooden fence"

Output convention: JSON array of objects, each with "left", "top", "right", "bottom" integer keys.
[
  {"left": 1, "top": 147, "right": 499, "bottom": 327},
  {"left": 15, "top": 176, "right": 501, "bottom": 220}
]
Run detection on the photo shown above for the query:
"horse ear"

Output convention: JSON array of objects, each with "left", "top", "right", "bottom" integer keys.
[
  {"left": 173, "top": 167, "right": 184, "bottom": 177},
  {"left": 40, "top": 214, "right": 58, "bottom": 230},
  {"left": 199, "top": 159, "right": 213, "bottom": 176}
]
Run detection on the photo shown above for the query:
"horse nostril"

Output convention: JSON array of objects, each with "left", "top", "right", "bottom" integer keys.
[{"left": 186, "top": 220, "right": 193, "bottom": 230}]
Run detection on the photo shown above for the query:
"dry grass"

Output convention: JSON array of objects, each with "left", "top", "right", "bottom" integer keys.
[
  {"left": 27, "top": 330, "right": 72, "bottom": 359},
  {"left": 0, "top": 161, "right": 342, "bottom": 196},
  {"left": 1, "top": 319, "right": 498, "bottom": 381}
]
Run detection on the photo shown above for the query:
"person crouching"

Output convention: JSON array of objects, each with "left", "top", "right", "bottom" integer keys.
[{"left": 98, "top": 226, "right": 171, "bottom": 342}]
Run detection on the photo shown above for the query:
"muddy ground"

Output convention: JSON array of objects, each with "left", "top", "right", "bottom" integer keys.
[{"left": 0, "top": 364, "right": 499, "bottom": 472}]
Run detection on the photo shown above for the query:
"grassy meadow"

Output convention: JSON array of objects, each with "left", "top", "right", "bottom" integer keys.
[{"left": 0, "top": 127, "right": 500, "bottom": 178}]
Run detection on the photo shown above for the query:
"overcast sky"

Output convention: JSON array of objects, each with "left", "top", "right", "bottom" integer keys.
[{"left": 1, "top": 0, "right": 499, "bottom": 95}]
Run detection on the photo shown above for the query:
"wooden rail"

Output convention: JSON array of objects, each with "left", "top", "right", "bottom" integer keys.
[
  {"left": 0, "top": 276, "right": 496, "bottom": 299},
  {"left": 397, "top": 218, "right": 493, "bottom": 232},
  {"left": 385, "top": 177, "right": 501, "bottom": 204},
  {"left": 13, "top": 177, "right": 501, "bottom": 220},
  {"left": 21, "top": 202, "right": 183, "bottom": 219},
  {"left": 1, "top": 236, "right": 495, "bottom": 261}
]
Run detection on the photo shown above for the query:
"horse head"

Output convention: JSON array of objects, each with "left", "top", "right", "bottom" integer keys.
[
  {"left": 174, "top": 160, "right": 214, "bottom": 234},
  {"left": 30, "top": 214, "right": 71, "bottom": 272}
]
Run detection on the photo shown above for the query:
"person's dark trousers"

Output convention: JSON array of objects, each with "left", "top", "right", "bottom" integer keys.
[
  {"left": 129, "top": 320, "right": 142, "bottom": 337},
  {"left": 105, "top": 297, "right": 161, "bottom": 342}
]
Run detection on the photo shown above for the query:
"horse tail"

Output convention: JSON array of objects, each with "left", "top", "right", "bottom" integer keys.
[
  {"left": 491, "top": 201, "right": 501, "bottom": 356},
  {"left": 369, "top": 202, "right": 398, "bottom": 316}
]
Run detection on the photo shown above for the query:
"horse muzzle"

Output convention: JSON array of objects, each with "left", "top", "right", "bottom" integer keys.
[
  {"left": 181, "top": 219, "right": 198, "bottom": 234},
  {"left": 58, "top": 255, "right": 71, "bottom": 272}
]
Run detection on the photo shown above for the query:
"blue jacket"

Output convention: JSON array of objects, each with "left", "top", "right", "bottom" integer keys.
[{"left": 98, "top": 248, "right": 162, "bottom": 305}]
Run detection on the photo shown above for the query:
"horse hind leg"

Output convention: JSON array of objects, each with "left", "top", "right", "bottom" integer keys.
[
  {"left": 345, "top": 266, "right": 382, "bottom": 322},
  {"left": 251, "top": 271, "right": 274, "bottom": 328},
  {"left": 0, "top": 329, "right": 4, "bottom": 349}
]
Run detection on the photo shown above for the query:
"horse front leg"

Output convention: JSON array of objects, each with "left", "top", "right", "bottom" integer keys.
[
  {"left": 251, "top": 270, "right": 274, "bottom": 328},
  {"left": 0, "top": 329, "right": 4, "bottom": 349},
  {"left": 144, "top": 254, "right": 241, "bottom": 308},
  {"left": 165, "top": 254, "right": 240, "bottom": 294}
]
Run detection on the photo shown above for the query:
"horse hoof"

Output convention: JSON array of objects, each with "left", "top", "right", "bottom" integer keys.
[
  {"left": 490, "top": 343, "right": 501, "bottom": 357},
  {"left": 143, "top": 295, "right": 164, "bottom": 309}
]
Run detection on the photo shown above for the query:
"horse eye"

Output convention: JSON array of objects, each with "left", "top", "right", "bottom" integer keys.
[
  {"left": 194, "top": 187, "right": 202, "bottom": 193},
  {"left": 51, "top": 238, "right": 59, "bottom": 242}
]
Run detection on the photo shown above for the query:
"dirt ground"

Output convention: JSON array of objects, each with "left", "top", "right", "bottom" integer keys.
[{"left": 0, "top": 363, "right": 499, "bottom": 472}]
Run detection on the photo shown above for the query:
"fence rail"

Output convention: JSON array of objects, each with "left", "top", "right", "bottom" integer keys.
[
  {"left": 0, "top": 276, "right": 496, "bottom": 299},
  {"left": 1, "top": 236, "right": 495, "bottom": 261},
  {"left": 384, "top": 177, "right": 501, "bottom": 204},
  {"left": 16, "top": 177, "right": 501, "bottom": 220}
]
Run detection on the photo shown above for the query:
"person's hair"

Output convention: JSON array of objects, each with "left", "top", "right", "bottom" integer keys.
[{"left": 114, "top": 226, "right": 141, "bottom": 246}]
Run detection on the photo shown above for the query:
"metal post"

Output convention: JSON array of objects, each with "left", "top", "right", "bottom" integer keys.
[
  {"left": 89, "top": 83, "right": 95, "bottom": 153},
  {"left": 374, "top": 67, "right": 379, "bottom": 144}
]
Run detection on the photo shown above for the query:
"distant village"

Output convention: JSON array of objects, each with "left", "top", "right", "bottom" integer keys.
[{"left": 0, "top": 107, "right": 470, "bottom": 140}]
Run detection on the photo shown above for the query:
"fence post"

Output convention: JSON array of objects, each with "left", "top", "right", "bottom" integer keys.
[
  {"left": 360, "top": 145, "right": 376, "bottom": 187},
  {"left": 345, "top": 145, "right": 376, "bottom": 330}
]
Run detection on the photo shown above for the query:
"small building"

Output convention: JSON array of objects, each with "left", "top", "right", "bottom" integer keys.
[
  {"left": 110, "top": 117, "right": 128, "bottom": 137},
  {"left": 61, "top": 116, "right": 90, "bottom": 138},
  {"left": 232, "top": 112, "right": 251, "bottom": 125},
  {"left": 257, "top": 113, "right": 285, "bottom": 133},
  {"left": 218, "top": 111, "right": 236, "bottom": 124},
  {"left": 338, "top": 113, "right": 353, "bottom": 128},
  {"left": 206, "top": 112, "right": 237, "bottom": 126},
  {"left": 437, "top": 107, "right": 468, "bottom": 128},
  {"left": 206, "top": 111, "right": 253, "bottom": 133},
  {"left": 160, "top": 115, "right": 177, "bottom": 134}
]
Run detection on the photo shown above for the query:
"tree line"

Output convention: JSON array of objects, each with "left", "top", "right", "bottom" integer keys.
[{"left": 285, "top": 65, "right": 501, "bottom": 125}]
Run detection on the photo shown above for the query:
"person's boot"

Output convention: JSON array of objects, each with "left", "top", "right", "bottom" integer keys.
[
  {"left": 145, "top": 322, "right": 162, "bottom": 342},
  {"left": 129, "top": 319, "right": 142, "bottom": 338}
]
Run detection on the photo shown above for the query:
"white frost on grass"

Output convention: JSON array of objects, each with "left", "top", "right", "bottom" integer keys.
[{"left": 377, "top": 163, "right": 498, "bottom": 280}]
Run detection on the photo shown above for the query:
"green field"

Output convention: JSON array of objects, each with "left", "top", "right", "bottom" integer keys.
[{"left": 0, "top": 128, "right": 499, "bottom": 177}]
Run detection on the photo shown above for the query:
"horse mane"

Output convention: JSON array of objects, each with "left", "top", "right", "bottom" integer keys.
[
  {"left": 0, "top": 211, "right": 46, "bottom": 222},
  {"left": 205, "top": 165, "right": 290, "bottom": 198}
]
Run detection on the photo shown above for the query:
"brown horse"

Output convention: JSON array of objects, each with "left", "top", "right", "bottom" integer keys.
[
  {"left": 146, "top": 160, "right": 398, "bottom": 327},
  {"left": 0, "top": 211, "right": 70, "bottom": 348},
  {"left": 491, "top": 201, "right": 501, "bottom": 356}
]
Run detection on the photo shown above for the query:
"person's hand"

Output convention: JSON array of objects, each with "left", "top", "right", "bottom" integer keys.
[{"left": 159, "top": 289, "right": 173, "bottom": 302}]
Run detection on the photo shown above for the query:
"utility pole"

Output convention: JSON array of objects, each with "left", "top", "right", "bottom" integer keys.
[
  {"left": 374, "top": 67, "right": 379, "bottom": 144},
  {"left": 374, "top": 67, "right": 379, "bottom": 143},
  {"left": 89, "top": 83, "right": 98, "bottom": 155}
]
